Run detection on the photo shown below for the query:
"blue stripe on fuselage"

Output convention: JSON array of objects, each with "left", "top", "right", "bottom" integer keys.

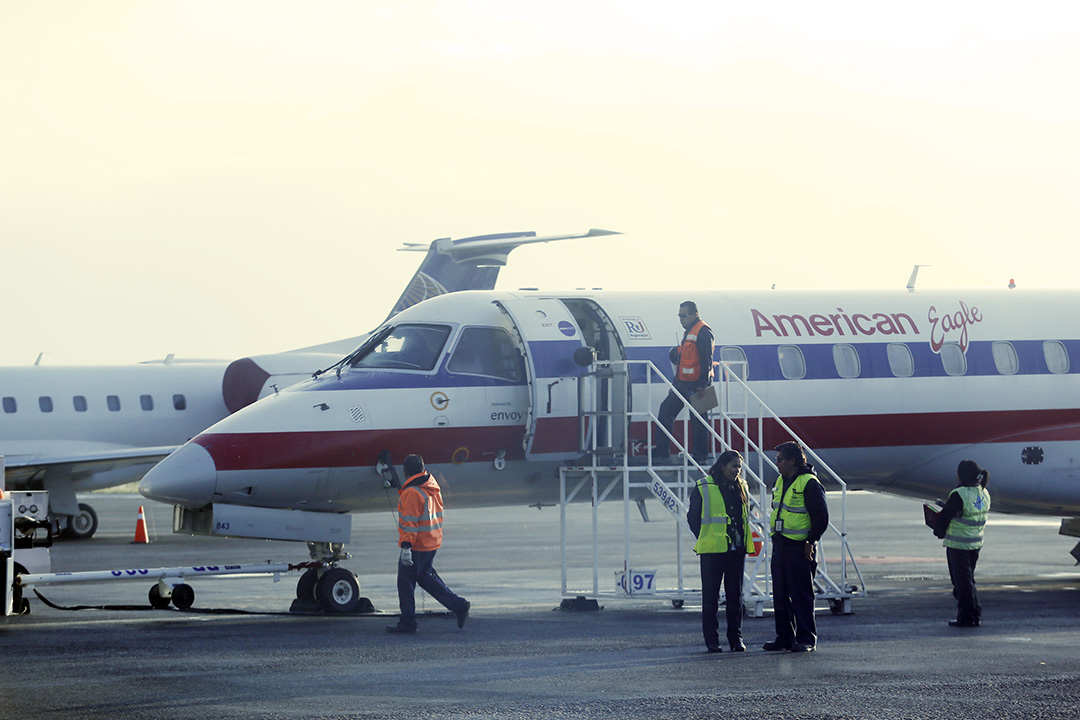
[{"left": 289, "top": 337, "right": 1080, "bottom": 394}]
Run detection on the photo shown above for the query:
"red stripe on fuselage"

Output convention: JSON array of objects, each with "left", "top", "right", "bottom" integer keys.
[
  {"left": 771, "top": 408, "right": 1080, "bottom": 449},
  {"left": 192, "top": 408, "right": 1080, "bottom": 472},
  {"left": 193, "top": 426, "right": 529, "bottom": 471}
]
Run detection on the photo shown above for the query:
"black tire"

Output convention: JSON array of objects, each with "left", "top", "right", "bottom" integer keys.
[
  {"left": 671, "top": 599, "right": 685, "bottom": 609},
  {"left": 148, "top": 584, "right": 171, "bottom": 609},
  {"left": 171, "top": 583, "right": 195, "bottom": 610},
  {"left": 315, "top": 568, "right": 361, "bottom": 613},
  {"left": 11, "top": 572, "right": 25, "bottom": 615},
  {"left": 296, "top": 568, "right": 319, "bottom": 601},
  {"left": 63, "top": 503, "right": 98, "bottom": 540}
]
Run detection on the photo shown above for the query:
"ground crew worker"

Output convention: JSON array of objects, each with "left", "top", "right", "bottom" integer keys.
[
  {"left": 934, "top": 460, "right": 990, "bottom": 627},
  {"left": 687, "top": 450, "right": 754, "bottom": 653},
  {"left": 386, "top": 454, "right": 470, "bottom": 634},
  {"left": 763, "top": 441, "right": 829, "bottom": 653},
  {"left": 654, "top": 301, "right": 714, "bottom": 463}
]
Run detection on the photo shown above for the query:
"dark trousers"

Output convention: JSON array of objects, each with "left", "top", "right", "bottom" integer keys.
[
  {"left": 946, "top": 547, "right": 981, "bottom": 624},
  {"left": 656, "top": 380, "right": 709, "bottom": 460},
  {"left": 396, "top": 549, "right": 467, "bottom": 629},
  {"left": 700, "top": 550, "right": 746, "bottom": 648},
  {"left": 771, "top": 537, "right": 817, "bottom": 646}
]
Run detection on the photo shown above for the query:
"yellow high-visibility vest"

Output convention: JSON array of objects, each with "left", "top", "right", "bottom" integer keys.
[
  {"left": 694, "top": 477, "right": 754, "bottom": 554},
  {"left": 943, "top": 486, "right": 990, "bottom": 550},
  {"left": 770, "top": 472, "right": 815, "bottom": 541}
]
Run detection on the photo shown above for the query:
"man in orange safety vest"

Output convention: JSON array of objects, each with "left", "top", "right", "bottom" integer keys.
[
  {"left": 386, "top": 454, "right": 471, "bottom": 634},
  {"left": 654, "top": 300, "right": 714, "bottom": 463}
]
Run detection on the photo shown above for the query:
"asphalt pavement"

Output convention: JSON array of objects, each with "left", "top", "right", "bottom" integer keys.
[{"left": 3, "top": 491, "right": 1079, "bottom": 720}]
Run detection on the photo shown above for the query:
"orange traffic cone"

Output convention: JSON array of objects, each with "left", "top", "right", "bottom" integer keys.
[
  {"left": 749, "top": 529, "right": 763, "bottom": 557},
  {"left": 132, "top": 505, "right": 150, "bottom": 544}
]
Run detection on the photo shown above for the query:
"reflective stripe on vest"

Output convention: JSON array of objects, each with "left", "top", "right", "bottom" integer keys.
[
  {"left": 943, "top": 485, "right": 990, "bottom": 550},
  {"left": 694, "top": 477, "right": 754, "bottom": 554},
  {"left": 771, "top": 472, "right": 814, "bottom": 541},
  {"left": 397, "top": 488, "right": 444, "bottom": 532},
  {"left": 677, "top": 319, "right": 707, "bottom": 383},
  {"left": 398, "top": 480, "right": 445, "bottom": 551}
]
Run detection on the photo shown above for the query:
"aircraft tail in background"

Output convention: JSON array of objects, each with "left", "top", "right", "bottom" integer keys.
[{"left": 389, "top": 228, "right": 620, "bottom": 319}]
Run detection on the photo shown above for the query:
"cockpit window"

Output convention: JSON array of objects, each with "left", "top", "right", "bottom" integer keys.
[
  {"left": 349, "top": 324, "right": 451, "bottom": 371},
  {"left": 448, "top": 327, "right": 524, "bottom": 382}
]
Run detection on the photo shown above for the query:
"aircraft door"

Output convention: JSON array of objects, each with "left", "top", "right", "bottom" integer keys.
[
  {"left": 560, "top": 298, "right": 629, "bottom": 456},
  {"left": 495, "top": 299, "right": 589, "bottom": 461}
]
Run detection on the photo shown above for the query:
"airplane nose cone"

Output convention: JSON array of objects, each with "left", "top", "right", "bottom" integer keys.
[{"left": 139, "top": 442, "right": 217, "bottom": 507}]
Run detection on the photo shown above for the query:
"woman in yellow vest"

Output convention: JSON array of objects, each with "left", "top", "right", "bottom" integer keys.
[
  {"left": 687, "top": 450, "right": 755, "bottom": 652},
  {"left": 934, "top": 460, "right": 990, "bottom": 627}
]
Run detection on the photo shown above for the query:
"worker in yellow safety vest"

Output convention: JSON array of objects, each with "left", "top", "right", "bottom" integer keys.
[
  {"left": 654, "top": 300, "right": 714, "bottom": 463},
  {"left": 687, "top": 450, "right": 756, "bottom": 653},
  {"left": 763, "top": 442, "right": 829, "bottom": 653},
  {"left": 934, "top": 459, "right": 991, "bottom": 627}
]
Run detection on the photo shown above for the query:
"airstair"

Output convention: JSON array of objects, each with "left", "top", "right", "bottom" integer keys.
[{"left": 558, "top": 360, "right": 864, "bottom": 616}]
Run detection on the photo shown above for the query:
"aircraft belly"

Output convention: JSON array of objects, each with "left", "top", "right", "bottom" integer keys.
[
  {"left": 215, "top": 468, "right": 331, "bottom": 511},
  {"left": 874, "top": 440, "right": 1080, "bottom": 516}
]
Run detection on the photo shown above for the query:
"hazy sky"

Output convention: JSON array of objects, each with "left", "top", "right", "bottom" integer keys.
[{"left": 2, "top": 1, "right": 1079, "bottom": 365}]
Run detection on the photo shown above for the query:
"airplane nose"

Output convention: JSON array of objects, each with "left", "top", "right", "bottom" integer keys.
[{"left": 139, "top": 442, "right": 217, "bottom": 508}]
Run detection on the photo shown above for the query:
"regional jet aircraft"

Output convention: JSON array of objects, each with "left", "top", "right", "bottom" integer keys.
[
  {"left": 1, "top": 230, "right": 615, "bottom": 537},
  {"left": 139, "top": 284, "right": 1080, "bottom": 611}
]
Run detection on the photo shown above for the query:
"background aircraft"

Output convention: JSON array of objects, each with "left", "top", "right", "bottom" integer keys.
[
  {"left": 139, "top": 284, "right": 1080, "bottom": 609},
  {"left": 1, "top": 230, "right": 615, "bottom": 538}
]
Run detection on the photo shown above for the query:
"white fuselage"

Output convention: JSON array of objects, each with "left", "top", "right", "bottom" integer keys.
[{"left": 140, "top": 288, "right": 1080, "bottom": 519}]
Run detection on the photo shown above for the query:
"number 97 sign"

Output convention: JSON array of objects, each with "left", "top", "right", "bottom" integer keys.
[{"left": 615, "top": 569, "right": 657, "bottom": 595}]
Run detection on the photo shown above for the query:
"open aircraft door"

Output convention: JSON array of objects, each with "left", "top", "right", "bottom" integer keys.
[{"left": 495, "top": 299, "right": 589, "bottom": 461}]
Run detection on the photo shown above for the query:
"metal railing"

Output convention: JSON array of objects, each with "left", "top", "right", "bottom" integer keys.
[{"left": 559, "top": 358, "right": 863, "bottom": 614}]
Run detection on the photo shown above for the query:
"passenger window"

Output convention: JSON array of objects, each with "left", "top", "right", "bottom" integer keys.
[
  {"left": 939, "top": 343, "right": 967, "bottom": 376},
  {"left": 39, "top": 396, "right": 54, "bottom": 413},
  {"left": 992, "top": 342, "right": 1019, "bottom": 375},
  {"left": 887, "top": 343, "right": 914, "bottom": 378},
  {"left": 173, "top": 394, "right": 187, "bottom": 411},
  {"left": 719, "top": 346, "right": 749, "bottom": 381},
  {"left": 778, "top": 345, "right": 806, "bottom": 380},
  {"left": 140, "top": 394, "right": 154, "bottom": 411},
  {"left": 448, "top": 327, "right": 524, "bottom": 382},
  {"left": 1044, "top": 341, "right": 1070, "bottom": 374},
  {"left": 350, "top": 324, "right": 452, "bottom": 371},
  {"left": 2, "top": 397, "right": 15, "bottom": 414},
  {"left": 833, "top": 344, "right": 860, "bottom": 379},
  {"left": 107, "top": 395, "right": 121, "bottom": 412},
  {"left": 73, "top": 396, "right": 88, "bottom": 412}
]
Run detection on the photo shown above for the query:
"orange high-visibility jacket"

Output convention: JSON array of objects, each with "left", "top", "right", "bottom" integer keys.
[
  {"left": 677, "top": 319, "right": 711, "bottom": 384},
  {"left": 397, "top": 472, "right": 445, "bottom": 551}
]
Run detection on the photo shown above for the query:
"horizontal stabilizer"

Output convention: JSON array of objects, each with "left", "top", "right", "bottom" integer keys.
[
  {"left": 388, "top": 228, "right": 620, "bottom": 317},
  {"left": 399, "top": 228, "right": 621, "bottom": 266}
]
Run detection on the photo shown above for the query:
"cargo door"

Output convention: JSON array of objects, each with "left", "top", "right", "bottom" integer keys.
[{"left": 495, "top": 298, "right": 588, "bottom": 461}]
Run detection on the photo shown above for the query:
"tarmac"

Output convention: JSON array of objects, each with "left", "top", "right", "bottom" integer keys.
[{"left": 3, "top": 490, "right": 1080, "bottom": 720}]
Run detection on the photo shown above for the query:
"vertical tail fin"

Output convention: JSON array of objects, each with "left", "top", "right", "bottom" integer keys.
[{"left": 389, "top": 228, "right": 620, "bottom": 320}]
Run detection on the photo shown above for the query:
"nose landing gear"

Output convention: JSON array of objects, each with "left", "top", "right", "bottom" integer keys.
[{"left": 290, "top": 541, "right": 374, "bottom": 614}]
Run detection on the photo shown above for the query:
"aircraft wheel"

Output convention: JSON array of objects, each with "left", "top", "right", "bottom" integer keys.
[
  {"left": 315, "top": 568, "right": 361, "bottom": 613},
  {"left": 296, "top": 568, "right": 319, "bottom": 601},
  {"left": 171, "top": 583, "right": 195, "bottom": 610},
  {"left": 671, "top": 599, "right": 685, "bottom": 609},
  {"left": 148, "top": 584, "right": 171, "bottom": 609},
  {"left": 10, "top": 570, "right": 27, "bottom": 614},
  {"left": 62, "top": 503, "right": 99, "bottom": 539}
]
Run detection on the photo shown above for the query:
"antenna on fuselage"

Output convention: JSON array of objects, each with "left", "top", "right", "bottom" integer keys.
[{"left": 906, "top": 265, "right": 930, "bottom": 293}]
